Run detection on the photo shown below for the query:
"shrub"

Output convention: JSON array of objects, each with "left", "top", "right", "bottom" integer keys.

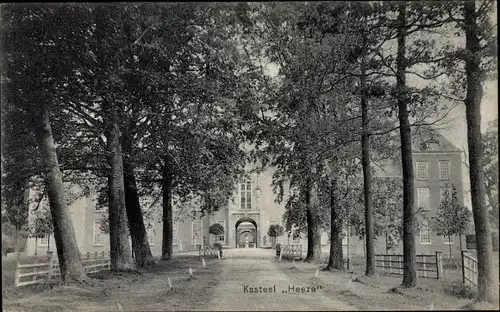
[
  {"left": 209, "top": 223, "right": 224, "bottom": 236},
  {"left": 444, "top": 282, "right": 477, "bottom": 300},
  {"left": 268, "top": 224, "right": 284, "bottom": 238},
  {"left": 213, "top": 243, "right": 222, "bottom": 251}
]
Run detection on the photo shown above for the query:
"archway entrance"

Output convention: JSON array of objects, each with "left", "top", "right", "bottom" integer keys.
[{"left": 235, "top": 217, "right": 257, "bottom": 248}]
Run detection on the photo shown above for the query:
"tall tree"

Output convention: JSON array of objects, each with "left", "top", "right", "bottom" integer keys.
[
  {"left": 2, "top": 4, "right": 92, "bottom": 282},
  {"left": 33, "top": 108, "right": 89, "bottom": 281},
  {"left": 396, "top": 2, "right": 418, "bottom": 288},
  {"left": 462, "top": 0, "right": 497, "bottom": 303},
  {"left": 101, "top": 62, "right": 135, "bottom": 270}
]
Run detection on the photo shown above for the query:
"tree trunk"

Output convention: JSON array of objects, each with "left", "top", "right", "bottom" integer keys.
[
  {"left": 122, "top": 132, "right": 154, "bottom": 268},
  {"left": 105, "top": 105, "right": 135, "bottom": 272},
  {"left": 361, "top": 59, "right": 375, "bottom": 276},
  {"left": 463, "top": 1, "right": 496, "bottom": 302},
  {"left": 326, "top": 177, "right": 343, "bottom": 270},
  {"left": 123, "top": 160, "right": 154, "bottom": 268},
  {"left": 304, "top": 177, "right": 322, "bottom": 262},
  {"left": 385, "top": 231, "right": 388, "bottom": 254},
  {"left": 448, "top": 236, "right": 452, "bottom": 260},
  {"left": 12, "top": 178, "right": 30, "bottom": 259},
  {"left": 397, "top": 2, "right": 417, "bottom": 288},
  {"left": 15, "top": 225, "right": 21, "bottom": 259},
  {"left": 161, "top": 171, "right": 173, "bottom": 260},
  {"left": 32, "top": 108, "right": 87, "bottom": 282}
]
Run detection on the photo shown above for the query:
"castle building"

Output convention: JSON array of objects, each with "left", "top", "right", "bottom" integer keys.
[{"left": 24, "top": 130, "right": 467, "bottom": 258}]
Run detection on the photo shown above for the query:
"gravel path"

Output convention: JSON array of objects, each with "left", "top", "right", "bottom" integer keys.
[{"left": 207, "top": 248, "right": 357, "bottom": 311}]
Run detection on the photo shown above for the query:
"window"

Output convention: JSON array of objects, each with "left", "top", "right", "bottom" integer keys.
[
  {"left": 417, "top": 188, "right": 430, "bottom": 211},
  {"left": 93, "top": 221, "right": 104, "bottom": 245},
  {"left": 192, "top": 221, "right": 202, "bottom": 245},
  {"left": 416, "top": 161, "right": 428, "bottom": 180},
  {"left": 443, "top": 235, "right": 454, "bottom": 244},
  {"left": 38, "top": 235, "right": 49, "bottom": 246},
  {"left": 147, "top": 225, "right": 155, "bottom": 246},
  {"left": 216, "top": 220, "right": 225, "bottom": 244},
  {"left": 173, "top": 221, "right": 178, "bottom": 245},
  {"left": 439, "top": 160, "right": 450, "bottom": 180},
  {"left": 240, "top": 180, "right": 252, "bottom": 210},
  {"left": 420, "top": 223, "right": 431, "bottom": 245}
]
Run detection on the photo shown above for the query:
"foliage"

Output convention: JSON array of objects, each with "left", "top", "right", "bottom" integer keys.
[
  {"left": 349, "top": 177, "right": 403, "bottom": 241},
  {"left": 1, "top": 222, "right": 16, "bottom": 254},
  {"left": 444, "top": 281, "right": 477, "bottom": 300},
  {"left": 209, "top": 223, "right": 225, "bottom": 236},
  {"left": 267, "top": 224, "right": 284, "bottom": 238},
  {"left": 482, "top": 119, "right": 499, "bottom": 229},
  {"left": 432, "top": 185, "right": 472, "bottom": 240},
  {"left": 27, "top": 209, "right": 54, "bottom": 239}
]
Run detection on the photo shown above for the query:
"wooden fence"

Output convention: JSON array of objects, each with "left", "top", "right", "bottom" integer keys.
[
  {"left": 201, "top": 246, "right": 221, "bottom": 259},
  {"left": 375, "top": 252, "right": 443, "bottom": 279},
  {"left": 15, "top": 254, "right": 53, "bottom": 287},
  {"left": 15, "top": 251, "right": 110, "bottom": 287},
  {"left": 461, "top": 251, "right": 478, "bottom": 287},
  {"left": 280, "top": 244, "right": 302, "bottom": 261}
]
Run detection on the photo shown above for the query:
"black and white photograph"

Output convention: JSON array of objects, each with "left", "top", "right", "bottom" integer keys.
[{"left": 1, "top": 2, "right": 498, "bottom": 311}]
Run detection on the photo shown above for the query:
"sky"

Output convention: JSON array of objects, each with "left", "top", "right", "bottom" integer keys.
[{"left": 441, "top": 80, "right": 498, "bottom": 208}]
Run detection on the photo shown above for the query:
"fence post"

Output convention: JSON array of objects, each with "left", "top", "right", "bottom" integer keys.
[
  {"left": 422, "top": 254, "right": 427, "bottom": 278},
  {"left": 435, "top": 251, "right": 442, "bottom": 279},
  {"left": 33, "top": 255, "right": 38, "bottom": 284},
  {"left": 473, "top": 257, "right": 477, "bottom": 286},
  {"left": 460, "top": 250, "right": 465, "bottom": 283},
  {"left": 47, "top": 251, "right": 53, "bottom": 280},
  {"left": 15, "top": 258, "right": 21, "bottom": 287}
]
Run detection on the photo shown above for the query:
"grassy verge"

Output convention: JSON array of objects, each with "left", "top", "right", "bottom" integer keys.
[
  {"left": 276, "top": 257, "right": 477, "bottom": 310},
  {"left": 3, "top": 255, "right": 223, "bottom": 312}
]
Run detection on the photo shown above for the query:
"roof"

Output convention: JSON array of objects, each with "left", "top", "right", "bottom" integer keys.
[{"left": 411, "top": 127, "right": 462, "bottom": 153}]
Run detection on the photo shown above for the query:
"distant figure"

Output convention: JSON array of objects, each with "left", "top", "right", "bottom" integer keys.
[{"left": 245, "top": 236, "right": 249, "bottom": 248}]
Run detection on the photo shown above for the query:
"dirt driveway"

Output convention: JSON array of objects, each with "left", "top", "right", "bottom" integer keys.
[{"left": 207, "top": 248, "right": 356, "bottom": 311}]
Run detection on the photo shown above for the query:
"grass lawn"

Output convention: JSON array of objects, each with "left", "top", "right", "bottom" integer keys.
[
  {"left": 2, "top": 257, "right": 17, "bottom": 287},
  {"left": 276, "top": 258, "right": 477, "bottom": 310},
  {"left": 276, "top": 252, "right": 499, "bottom": 310},
  {"left": 2, "top": 255, "right": 223, "bottom": 312}
]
